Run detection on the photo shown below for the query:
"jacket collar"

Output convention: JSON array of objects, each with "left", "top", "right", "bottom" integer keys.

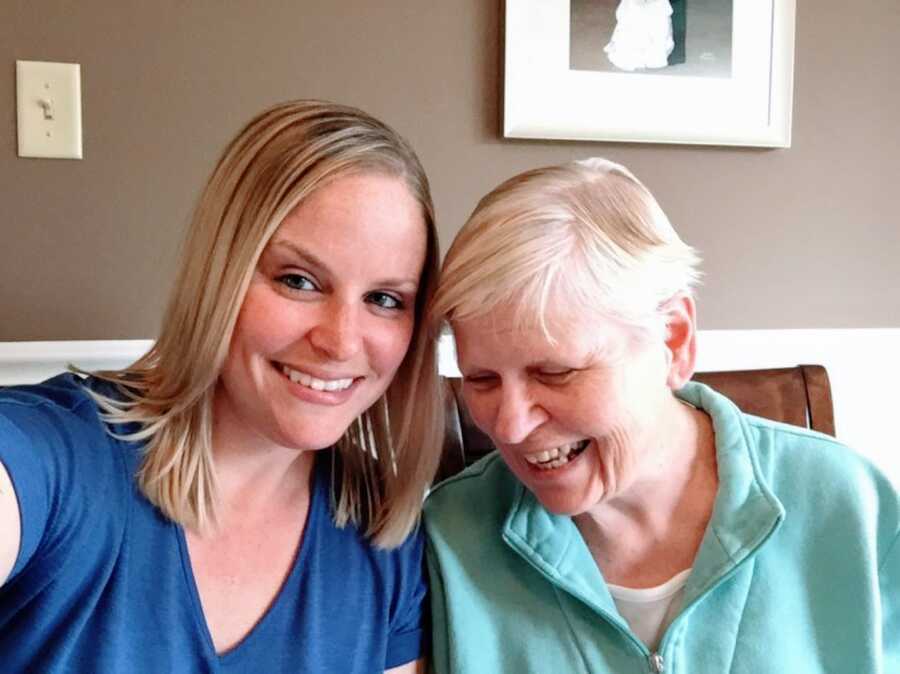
[{"left": 501, "top": 381, "right": 785, "bottom": 615}]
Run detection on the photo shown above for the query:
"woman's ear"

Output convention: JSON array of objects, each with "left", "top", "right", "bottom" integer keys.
[{"left": 661, "top": 293, "right": 697, "bottom": 390}]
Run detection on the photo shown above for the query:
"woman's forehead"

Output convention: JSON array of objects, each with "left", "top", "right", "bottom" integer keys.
[
  {"left": 452, "top": 305, "right": 628, "bottom": 365},
  {"left": 264, "top": 172, "right": 427, "bottom": 280}
]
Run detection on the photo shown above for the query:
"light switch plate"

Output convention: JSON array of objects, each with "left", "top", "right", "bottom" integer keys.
[{"left": 16, "top": 60, "right": 83, "bottom": 159}]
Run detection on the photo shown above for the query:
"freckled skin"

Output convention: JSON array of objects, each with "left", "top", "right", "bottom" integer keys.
[{"left": 215, "top": 173, "right": 428, "bottom": 456}]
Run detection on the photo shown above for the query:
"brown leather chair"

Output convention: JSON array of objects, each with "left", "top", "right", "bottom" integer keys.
[{"left": 437, "top": 365, "right": 835, "bottom": 482}]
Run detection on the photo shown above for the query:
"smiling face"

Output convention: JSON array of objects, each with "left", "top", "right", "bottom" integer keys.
[
  {"left": 453, "top": 299, "right": 677, "bottom": 516},
  {"left": 215, "top": 172, "right": 427, "bottom": 453}
]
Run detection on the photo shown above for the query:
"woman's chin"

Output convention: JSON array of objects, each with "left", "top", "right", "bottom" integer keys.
[
  {"left": 505, "top": 446, "right": 609, "bottom": 515},
  {"left": 527, "top": 483, "right": 608, "bottom": 517},
  {"left": 274, "top": 426, "right": 347, "bottom": 453}
]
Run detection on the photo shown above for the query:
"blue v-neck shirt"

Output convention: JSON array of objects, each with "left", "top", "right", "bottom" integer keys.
[{"left": 0, "top": 374, "right": 427, "bottom": 673}]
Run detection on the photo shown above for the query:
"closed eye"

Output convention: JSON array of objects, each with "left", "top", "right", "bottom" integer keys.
[
  {"left": 463, "top": 373, "right": 499, "bottom": 389},
  {"left": 536, "top": 369, "right": 576, "bottom": 384}
]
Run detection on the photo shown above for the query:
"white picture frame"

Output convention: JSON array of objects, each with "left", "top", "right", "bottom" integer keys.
[{"left": 504, "top": 0, "right": 797, "bottom": 147}]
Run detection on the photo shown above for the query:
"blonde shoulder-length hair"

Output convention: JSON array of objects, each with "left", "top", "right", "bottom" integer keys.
[
  {"left": 429, "top": 157, "right": 701, "bottom": 339},
  {"left": 87, "top": 100, "right": 443, "bottom": 548}
]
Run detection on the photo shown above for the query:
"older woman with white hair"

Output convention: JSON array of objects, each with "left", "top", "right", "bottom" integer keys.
[{"left": 424, "top": 159, "right": 899, "bottom": 672}]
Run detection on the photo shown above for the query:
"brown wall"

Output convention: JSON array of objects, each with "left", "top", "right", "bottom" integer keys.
[{"left": 1, "top": 1, "right": 898, "bottom": 340}]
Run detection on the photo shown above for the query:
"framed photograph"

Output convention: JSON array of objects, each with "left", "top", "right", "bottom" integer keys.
[{"left": 504, "top": 0, "right": 796, "bottom": 147}]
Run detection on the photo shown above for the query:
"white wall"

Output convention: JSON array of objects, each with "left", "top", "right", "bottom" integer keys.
[{"left": 696, "top": 329, "right": 899, "bottom": 485}]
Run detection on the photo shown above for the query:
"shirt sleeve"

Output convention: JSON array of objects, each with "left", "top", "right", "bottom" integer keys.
[
  {"left": 882, "top": 529, "right": 900, "bottom": 669},
  {"left": 0, "top": 389, "right": 113, "bottom": 583},
  {"left": 0, "top": 402, "right": 59, "bottom": 580},
  {"left": 424, "top": 536, "right": 451, "bottom": 674},
  {"left": 384, "top": 526, "right": 429, "bottom": 669}
]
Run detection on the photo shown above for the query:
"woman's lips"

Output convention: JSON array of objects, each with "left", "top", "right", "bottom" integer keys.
[
  {"left": 523, "top": 439, "right": 591, "bottom": 469},
  {"left": 275, "top": 362, "right": 360, "bottom": 405}
]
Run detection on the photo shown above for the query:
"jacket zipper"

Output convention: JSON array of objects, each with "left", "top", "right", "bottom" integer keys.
[
  {"left": 594, "top": 515, "right": 782, "bottom": 673},
  {"left": 650, "top": 512, "right": 785, "bottom": 670}
]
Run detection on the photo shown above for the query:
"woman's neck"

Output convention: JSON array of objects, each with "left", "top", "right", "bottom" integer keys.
[
  {"left": 208, "top": 388, "right": 317, "bottom": 527},
  {"left": 574, "top": 398, "right": 718, "bottom": 587}
]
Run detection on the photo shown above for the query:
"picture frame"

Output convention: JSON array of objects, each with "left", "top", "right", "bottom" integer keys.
[{"left": 503, "top": 0, "right": 797, "bottom": 147}]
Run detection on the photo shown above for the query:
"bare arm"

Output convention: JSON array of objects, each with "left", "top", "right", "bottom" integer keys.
[
  {"left": 0, "top": 458, "right": 21, "bottom": 586},
  {"left": 385, "top": 658, "right": 426, "bottom": 674}
]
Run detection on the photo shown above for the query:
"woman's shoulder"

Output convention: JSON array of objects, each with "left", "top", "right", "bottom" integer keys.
[
  {"left": 315, "top": 453, "right": 425, "bottom": 564},
  {"left": 0, "top": 372, "right": 98, "bottom": 417},
  {"left": 0, "top": 373, "right": 110, "bottom": 461},
  {"left": 688, "top": 381, "right": 893, "bottom": 505},
  {"left": 0, "top": 372, "right": 131, "bottom": 469},
  {"left": 0, "top": 374, "right": 136, "bottom": 582},
  {"left": 424, "top": 452, "right": 519, "bottom": 534},
  {"left": 427, "top": 451, "right": 514, "bottom": 499},
  {"left": 744, "top": 415, "right": 899, "bottom": 559},
  {"left": 744, "top": 412, "right": 889, "bottom": 489}
]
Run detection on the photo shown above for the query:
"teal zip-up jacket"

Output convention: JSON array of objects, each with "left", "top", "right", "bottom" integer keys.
[{"left": 424, "top": 383, "right": 900, "bottom": 673}]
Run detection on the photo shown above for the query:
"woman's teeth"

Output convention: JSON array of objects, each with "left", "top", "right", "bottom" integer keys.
[
  {"left": 281, "top": 364, "right": 353, "bottom": 392},
  {"left": 524, "top": 440, "right": 590, "bottom": 470}
]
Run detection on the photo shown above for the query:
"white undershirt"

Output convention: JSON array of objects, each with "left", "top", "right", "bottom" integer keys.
[{"left": 607, "top": 568, "right": 692, "bottom": 651}]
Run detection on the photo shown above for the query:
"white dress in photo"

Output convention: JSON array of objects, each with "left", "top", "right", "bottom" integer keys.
[{"left": 604, "top": 0, "right": 675, "bottom": 72}]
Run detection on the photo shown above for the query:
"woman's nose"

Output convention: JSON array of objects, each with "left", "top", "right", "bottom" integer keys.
[
  {"left": 307, "top": 301, "right": 362, "bottom": 362},
  {"left": 489, "top": 384, "right": 548, "bottom": 446}
]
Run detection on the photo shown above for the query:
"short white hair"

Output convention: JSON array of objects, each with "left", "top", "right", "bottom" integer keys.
[{"left": 429, "top": 157, "right": 701, "bottom": 339}]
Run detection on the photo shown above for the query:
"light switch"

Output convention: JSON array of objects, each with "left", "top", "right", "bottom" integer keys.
[{"left": 16, "top": 60, "right": 83, "bottom": 159}]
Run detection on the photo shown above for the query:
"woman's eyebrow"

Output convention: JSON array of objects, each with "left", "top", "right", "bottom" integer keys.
[
  {"left": 267, "top": 239, "right": 327, "bottom": 272},
  {"left": 527, "top": 360, "right": 572, "bottom": 370},
  {"left": 268, "top": 239, "right": 419, "bottom": 290}
]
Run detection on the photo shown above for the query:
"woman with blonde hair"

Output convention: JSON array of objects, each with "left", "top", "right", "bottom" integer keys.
[
  {"left": 0, "top": 100, "right": 443, "bottom": 672},
  {"left": 424, "top": 158, "right": 899, "bottom": 672}
]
